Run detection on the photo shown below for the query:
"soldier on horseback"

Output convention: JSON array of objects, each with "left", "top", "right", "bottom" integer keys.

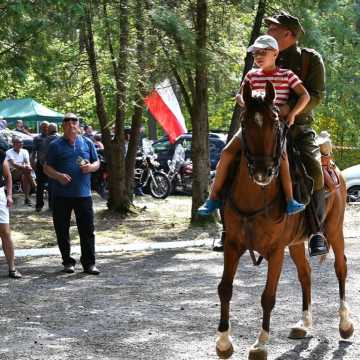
[
  {"left": 201, "top": 11, "right": 328, "bottom": 257},
  {"left": 265, "top": 11, "right": 328, "bottom": 256}
]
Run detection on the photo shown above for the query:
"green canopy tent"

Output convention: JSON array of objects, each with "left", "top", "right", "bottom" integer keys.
[{"left": 0, "top": 98, "right": 64, "bottom": 131}]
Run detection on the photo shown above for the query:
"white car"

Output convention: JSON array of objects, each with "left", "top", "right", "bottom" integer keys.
[{"left": 342, "top": 164, "right": 360, "bottom": 202}]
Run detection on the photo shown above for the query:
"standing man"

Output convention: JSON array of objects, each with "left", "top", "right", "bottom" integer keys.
[
  {"left": 83, "top": 125, "right": 95, "bottom": 141},
  {"left": 265, "top": 11, "right": 328, "bottom": 256},
  {"left": 44, "top": 113, "right": 100, "bottom": 274},
  {"left": 31, "top": 121, "right": 49, "bottom": 212},
  {"left": 6, "top": 137, "right": 35, "bottom": 206}
]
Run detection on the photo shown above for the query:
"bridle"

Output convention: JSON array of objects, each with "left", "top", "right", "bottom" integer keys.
[{"left": 241, "top": 105, "right": 286, "bottom": 184}]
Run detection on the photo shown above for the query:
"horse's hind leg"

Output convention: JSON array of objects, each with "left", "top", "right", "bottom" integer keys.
[
  {"left": 216, "top": 240, "right": 245, "bottom": 359},
  {"left": 331, "top": 229, "right": 354, "bottom": 339},
  {"left": 288, "top": 243, "right": 312, "bottom": 339},
  {"left": 248, "top": 248, "right": 284, "bottom": 360}
]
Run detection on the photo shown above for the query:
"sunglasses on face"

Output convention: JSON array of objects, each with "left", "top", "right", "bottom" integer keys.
[{"left": 63, "top": 118, "right": 78, "bottom": 123}]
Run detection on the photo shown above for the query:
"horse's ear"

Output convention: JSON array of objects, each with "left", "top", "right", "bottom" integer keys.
[
  {"left": 264, "top": 81, "right": 275, "bottom": 104},
  {"left": 242, "top": 81, "right": 252, "bottom": 106}
]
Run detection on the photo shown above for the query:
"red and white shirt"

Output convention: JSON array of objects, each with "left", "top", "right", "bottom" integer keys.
[{"left": 244, "top": 67, "right": 302, "bottom": 106}]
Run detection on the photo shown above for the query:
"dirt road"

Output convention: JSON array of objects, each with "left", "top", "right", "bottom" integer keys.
[
  {"left": 0, "top": 243, "right": 359, "bottom": 359},
  {"left": 0, "top": 199, "right": 359, "bottom": 359}
]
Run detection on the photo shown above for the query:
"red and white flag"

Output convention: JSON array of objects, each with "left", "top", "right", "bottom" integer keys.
[{"left": 144, "top": 79, "right": 187, "bottom": 143}]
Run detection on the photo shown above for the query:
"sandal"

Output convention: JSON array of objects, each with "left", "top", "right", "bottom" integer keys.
[{"left": 9, "top": 269, "right": 22, "bottom": 279}]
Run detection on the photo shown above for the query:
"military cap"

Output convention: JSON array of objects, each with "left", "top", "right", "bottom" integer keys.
[{"left": 265, "top": 11, "right": 305, "bottom": 38}]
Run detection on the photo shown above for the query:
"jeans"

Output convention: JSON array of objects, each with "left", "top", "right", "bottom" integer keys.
[
  {"left": 35, "top": 164, "right": 48, "bottom": 209},
  {"left": 52, "top": 196, "right": 95, "bottom": 268}
]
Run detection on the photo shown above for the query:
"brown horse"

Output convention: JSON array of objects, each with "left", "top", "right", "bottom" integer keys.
[{"left": 216, "top": 81, "right": 354, "bottom": 360}]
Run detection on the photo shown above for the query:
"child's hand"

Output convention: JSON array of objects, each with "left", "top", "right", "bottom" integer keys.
[{"left": 286, "top": 113, "right": 296, "bottom": 127}]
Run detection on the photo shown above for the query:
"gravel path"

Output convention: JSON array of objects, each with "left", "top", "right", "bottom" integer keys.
[
  {"left": 0, "top": 201, "right": 359, "bottom": 359},
  {"left": 0, "top": 237, "right": 359, "bottom": 359}
]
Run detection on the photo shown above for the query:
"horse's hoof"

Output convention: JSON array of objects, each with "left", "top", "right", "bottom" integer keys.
[
  {"left": 288, "top": 326, "right": 308, "bottom": 339},
  {"left": 216, "top": 343, "right": 233, "bottom": 359},
  {"left": 340, "top": 322, "right": 354, "bottom": 339},
  {"left": 248, "top": 348, "right": 267, "bottom": 360}
]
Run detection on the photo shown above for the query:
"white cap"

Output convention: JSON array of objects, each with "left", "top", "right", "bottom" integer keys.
[
  {"left": 247, "top": 35, "right": 279, "bottom": 53},
  {"left": 315, "top": 131, "right": 331, "bottom": 145}
]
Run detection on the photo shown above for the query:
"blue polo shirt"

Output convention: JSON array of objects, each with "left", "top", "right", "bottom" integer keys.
[{"left": 46, "top": 136, "right": 98, "bottom": 197}]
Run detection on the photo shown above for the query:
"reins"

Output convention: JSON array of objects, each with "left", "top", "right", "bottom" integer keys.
[
  {"left": 227, "top": 187, "right": 283, "bottom": 266},
  {"left": 227, "top": 117, "right": 288, "bottom": 267}
]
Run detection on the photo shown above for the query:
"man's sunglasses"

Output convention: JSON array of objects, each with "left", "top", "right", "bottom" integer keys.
[{"left": 63, "top": 117, "right": 78, "bottom": 123}]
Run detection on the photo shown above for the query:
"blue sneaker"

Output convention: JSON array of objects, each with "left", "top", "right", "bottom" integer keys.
[
  {"left": 286, "top": 199, "right": 305, "bottom": 215},
  {"left": 197, "top": 199, "right": 222, "bottom": 216}
]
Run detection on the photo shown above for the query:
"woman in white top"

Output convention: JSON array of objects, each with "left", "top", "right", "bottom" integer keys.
[{"left": 0, "top": 149, "right": 22, "bottom": 278}]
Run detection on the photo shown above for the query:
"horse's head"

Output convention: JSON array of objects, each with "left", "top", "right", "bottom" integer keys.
[{"left": 241, "top": 81, "right": 282, "bottom": 186}]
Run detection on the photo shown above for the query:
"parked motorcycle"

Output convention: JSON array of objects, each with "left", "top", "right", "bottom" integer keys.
[
  {"left": 91, "top": 141, "right": 171, "bottom": 200},
  {"left": 167, "top": 158, "right": 193, "bottom": 195},
  {"left": 134, "top": 152, "right": 171, "bottom": 199},
  {"left": 167, "top": 158, "right": 216, "bottom": 195}
]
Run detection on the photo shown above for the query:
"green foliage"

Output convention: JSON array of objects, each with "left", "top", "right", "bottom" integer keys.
[
  {"left": 333, "top": 149, "right": 360, "bottom": 170},
  {"left": 0, "top": 0, "right": 358, "bottom": 161}
]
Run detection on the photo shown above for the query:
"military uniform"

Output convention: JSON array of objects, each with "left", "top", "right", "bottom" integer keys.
[
  {"left": 276, "top": 44, "right": 325, "bottom": 191},
  {"left": 265, "top": 11, "right": 329, "bottom": 256}
]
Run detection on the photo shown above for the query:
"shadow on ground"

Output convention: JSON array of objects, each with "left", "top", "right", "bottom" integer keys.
[{"left": 0, "top": 242, "right": 359, "bottom": 359}]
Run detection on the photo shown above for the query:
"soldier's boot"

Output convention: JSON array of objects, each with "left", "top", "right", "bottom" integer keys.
[{"left": 309, "top": 189, "right": 329, "bottom": 257}]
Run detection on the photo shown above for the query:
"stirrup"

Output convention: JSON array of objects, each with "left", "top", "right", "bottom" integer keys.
[{"left": 308, "top": 232, "right": 329, "bottom": 257}]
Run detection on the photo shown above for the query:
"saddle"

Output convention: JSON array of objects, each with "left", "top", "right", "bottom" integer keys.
[{"left": 287, "top": 138, "right": 340, "bottom": 205}]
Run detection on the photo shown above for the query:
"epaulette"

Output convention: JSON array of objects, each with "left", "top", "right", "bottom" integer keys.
[{"left": 301, "top": 47, "right": 320, "bottom": 57}]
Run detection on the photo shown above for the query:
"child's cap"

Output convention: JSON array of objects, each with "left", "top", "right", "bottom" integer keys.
[{"left": 247, "top": 35, "right": 279, "bottom": 53}]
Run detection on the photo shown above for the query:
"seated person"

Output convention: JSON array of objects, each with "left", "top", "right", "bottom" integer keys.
[
  {"left": 198, "top": 35, "right": 310, "bottom": 216},
  {"left": 5, "top": 137, "right": 35, "bottom": 206}
]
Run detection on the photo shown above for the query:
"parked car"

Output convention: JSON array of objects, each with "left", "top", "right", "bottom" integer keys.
[
  {"left": 0, "top": 129, "right": 34, "bottom": 153},
  {"left": 342, "top": 164, "right": 360, "bottom": 202},
  {"left": 152, "top": 133, "right": 226, "bottom": 170}
]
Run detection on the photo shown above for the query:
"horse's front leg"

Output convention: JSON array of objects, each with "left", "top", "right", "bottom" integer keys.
[
  {"left": 288, "top": 243, "right": 312, "bottom": 339},
  {"left": 248, "top": 248, "right": 284, "bottom": 360},
  {"left": 216, "top": 239, "right": 245, "bottom": 359}
]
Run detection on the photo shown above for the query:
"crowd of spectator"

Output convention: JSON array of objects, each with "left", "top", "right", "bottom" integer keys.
[{"left": 0, "top": 115, "right": 103, "bottom": 278}]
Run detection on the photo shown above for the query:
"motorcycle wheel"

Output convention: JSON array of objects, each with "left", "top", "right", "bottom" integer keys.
[{"left": 149, "top": 172, "right": 171, "bottom": 199}]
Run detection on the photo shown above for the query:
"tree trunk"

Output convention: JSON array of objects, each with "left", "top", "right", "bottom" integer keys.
[
  {"left": 227, "top": 0, "right": 266, "bottom": 141},
  {"left": 83, "top": 2, "right": 129, "bottom": 212},
  {"left": 190, "top": 0, "right": 209, "bottom": 222},
  {"left": 125, "top": 0, "right": 147, "bottom": 195}
]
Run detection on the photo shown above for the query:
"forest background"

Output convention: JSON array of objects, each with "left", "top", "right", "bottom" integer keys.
[{"left": 0, "top": 0, "right": 359, "bottom": 214}]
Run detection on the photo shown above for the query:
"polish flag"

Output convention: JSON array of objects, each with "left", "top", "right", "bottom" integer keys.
[{"left": 144, "top": 79, "right": 187, "bottom": 143}]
